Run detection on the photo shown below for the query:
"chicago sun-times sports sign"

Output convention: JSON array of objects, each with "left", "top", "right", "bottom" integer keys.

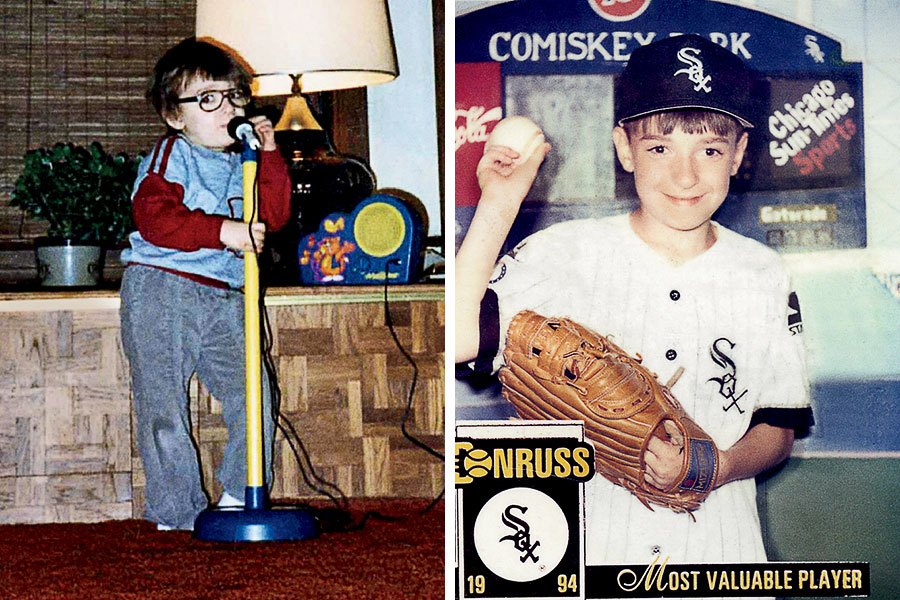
[{"left": 455, "top": 0, "right": 865, "bottom": 253}]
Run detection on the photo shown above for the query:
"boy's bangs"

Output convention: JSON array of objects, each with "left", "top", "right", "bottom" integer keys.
[
  {"left": 626, "top": 111, "right": 742, "bottom": 138},
  {"left": 172, "top": 57, "right": 249, "bottom": 97},
  {"left": 149, "top": 38, "right": 251, "bottom": 117}
]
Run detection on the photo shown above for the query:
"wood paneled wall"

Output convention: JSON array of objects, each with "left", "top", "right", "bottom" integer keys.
[
  {"left": 0, "top": 289, "right": 444, "bottom": 524},
  {"left": 0, "top": 307, "right": 133, "bottom": 522}
]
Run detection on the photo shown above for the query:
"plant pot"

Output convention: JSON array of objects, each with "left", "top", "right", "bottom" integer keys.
[{"left": 35, "top": 239, "right": 105, "bottom": 287}]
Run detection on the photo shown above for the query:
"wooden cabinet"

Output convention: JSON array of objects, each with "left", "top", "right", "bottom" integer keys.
[{"left": 0, "top": 285, "right": 444, "bottom": 524}]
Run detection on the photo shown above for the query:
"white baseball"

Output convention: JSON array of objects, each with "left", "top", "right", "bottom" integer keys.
[{"left": 484, "top": 116, "right": 545, "bottom": 164}]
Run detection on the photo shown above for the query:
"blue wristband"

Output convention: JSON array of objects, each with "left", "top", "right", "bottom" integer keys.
[{"left": 679, "top": 438, "right": 717, "bottom": 493}]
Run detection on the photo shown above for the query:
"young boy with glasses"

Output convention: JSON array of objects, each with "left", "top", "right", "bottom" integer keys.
[{"left": 120, "top": 37, "right": 291, "bottom": 531}]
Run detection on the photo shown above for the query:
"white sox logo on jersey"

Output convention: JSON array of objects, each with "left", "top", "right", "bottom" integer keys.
[
  {"left": 707, "top": 337, "right": 747, "bottom": 413},
  {"left": 674, "top": 47, "right": 712, "bottom": 93}
]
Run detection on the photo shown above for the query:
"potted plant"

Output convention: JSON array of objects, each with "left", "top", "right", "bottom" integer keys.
[{"left": 10, "top": 141, "right": 140, "bottom": 287}]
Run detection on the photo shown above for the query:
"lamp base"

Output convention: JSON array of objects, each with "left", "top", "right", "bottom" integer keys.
[
  {"left": 260, "top": 128, "right": 375, "bottom": 286},
  {"left": 192, "top": 487, "right": 318, "bottom": 542}
]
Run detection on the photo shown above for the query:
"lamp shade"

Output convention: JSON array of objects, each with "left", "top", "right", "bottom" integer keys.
[{"left": 196, "top": 0, "right": 399, "bottom": 96}]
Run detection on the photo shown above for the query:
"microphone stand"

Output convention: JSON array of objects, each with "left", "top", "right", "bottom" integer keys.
[{"left": 193, "top": 140, "right": 318, "bottom": 542}]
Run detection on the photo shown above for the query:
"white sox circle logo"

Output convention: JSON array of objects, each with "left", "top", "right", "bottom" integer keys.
[
  {"left": 473, "top": 487, "right": 569, "bottom": 582},
  {"left": 587, "top": 0, "right": 652, "bottom": 22}
]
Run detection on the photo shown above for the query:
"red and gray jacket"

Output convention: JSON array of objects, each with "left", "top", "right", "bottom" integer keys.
[{"left": 122, "top": 135, "right": 291, "bottom": 289}]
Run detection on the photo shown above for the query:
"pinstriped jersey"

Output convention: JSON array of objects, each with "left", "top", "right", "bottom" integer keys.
[{"left": 486, "top": 213, "right": 810, "bottom": 567}]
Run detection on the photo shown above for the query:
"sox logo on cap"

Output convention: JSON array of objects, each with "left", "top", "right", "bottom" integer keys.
[
  {"left": 614, "top": 33, "right": 756, "bottom": 128},
  {"left": 674, "top": 47, "right": 712, "bottom": 93}
]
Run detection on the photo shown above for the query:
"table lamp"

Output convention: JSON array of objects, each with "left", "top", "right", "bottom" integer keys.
[
  {"left": 264, "top": 95, "right": 380, "bottom": 284},
  {"left": 201, "top": 0, "right": 398, "bottom": 285},
  {"left": 191, "top": 0, "right": 398, "bottom": 542}
]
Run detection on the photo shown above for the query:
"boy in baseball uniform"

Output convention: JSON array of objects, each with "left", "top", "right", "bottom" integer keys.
[{"left": 456, "top": 34, "right": 813, "bottom": 569}]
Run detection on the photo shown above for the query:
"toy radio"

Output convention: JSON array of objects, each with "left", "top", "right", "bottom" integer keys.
[{"left": 299, "top": 193, "right": 423, "bottom": 285}]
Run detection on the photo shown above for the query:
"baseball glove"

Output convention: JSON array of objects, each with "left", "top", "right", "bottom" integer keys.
[{"left": 498, "top": 310, "right": 719, "bottom": 514}]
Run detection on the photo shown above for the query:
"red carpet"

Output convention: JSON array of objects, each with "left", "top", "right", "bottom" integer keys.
[{"left": 0, "top": 499, "right": 444, "bottom": 599}]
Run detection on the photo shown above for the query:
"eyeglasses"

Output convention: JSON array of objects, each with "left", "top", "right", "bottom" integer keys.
[{"left": 174, "top": 88, "right": 251, "bottom": 112}]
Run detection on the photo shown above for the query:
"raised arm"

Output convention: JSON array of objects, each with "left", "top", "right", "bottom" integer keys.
[{"left": 455, "top": 142, "right": 550, "bottom": 363}]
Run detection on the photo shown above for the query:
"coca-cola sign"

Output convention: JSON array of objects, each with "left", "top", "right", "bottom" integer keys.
[{"left": 587, "top": 0, "right": 652, "bottom": 22}]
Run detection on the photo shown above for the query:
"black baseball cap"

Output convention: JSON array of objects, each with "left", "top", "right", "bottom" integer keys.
[{"left": 616, "top": 34, "right": 754, "bottom": 128}]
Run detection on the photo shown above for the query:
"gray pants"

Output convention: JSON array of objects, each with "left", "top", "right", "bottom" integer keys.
[{"left": 120, "top": 265, "right": 275, "bottom": 529}]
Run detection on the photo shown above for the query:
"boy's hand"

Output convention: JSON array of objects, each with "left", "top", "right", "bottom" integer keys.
[
  {"left": 476, "top": 142, "right": 551, "bottom": 212},
  {"left": 644, "top": 420, "right": 686, "bottom": 490},
  {"left": 249, "top": 115, "right": 277, "bottom": 151},
  {"left": 220, "top": 220, "right": 266, "bottom": 253}
]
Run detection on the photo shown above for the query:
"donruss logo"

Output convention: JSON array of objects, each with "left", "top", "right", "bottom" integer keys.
[
  {"left": 588, "top": 0, "right": 652, "bottom": 22},
  {"left": 455, "top": 439, "right": 594, "bottom": 484}
]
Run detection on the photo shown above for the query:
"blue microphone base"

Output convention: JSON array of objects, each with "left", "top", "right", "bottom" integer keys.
[{"left": 192, "top": 486, "right": 318, "bottom": 542}]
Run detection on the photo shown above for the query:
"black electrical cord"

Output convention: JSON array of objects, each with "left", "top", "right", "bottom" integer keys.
[
  {"left": 383, "top": 258, "right": 445, "bottom": 463},
  {"left": 382, "top": 259, "right": 445, "bottom": 516}
]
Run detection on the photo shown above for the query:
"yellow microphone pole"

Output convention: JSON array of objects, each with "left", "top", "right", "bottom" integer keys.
[
  {"left": 193, "top": 130, "right": 317, "bottom": 542},
  {"left": 242, "top": 147, "right": 266, "bottom": 508}
]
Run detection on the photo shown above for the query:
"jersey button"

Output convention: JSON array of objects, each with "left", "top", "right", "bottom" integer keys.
[
  {"left": 669, "top": 290, "right": 680, "bottom": 301},
  {"left": 665, "top": 349, "right": 677, "bottom": 361}
]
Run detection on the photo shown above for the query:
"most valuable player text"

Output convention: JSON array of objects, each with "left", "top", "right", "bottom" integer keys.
[{"left": 605, "top": 557, "right": 868, "bottom": 597}]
